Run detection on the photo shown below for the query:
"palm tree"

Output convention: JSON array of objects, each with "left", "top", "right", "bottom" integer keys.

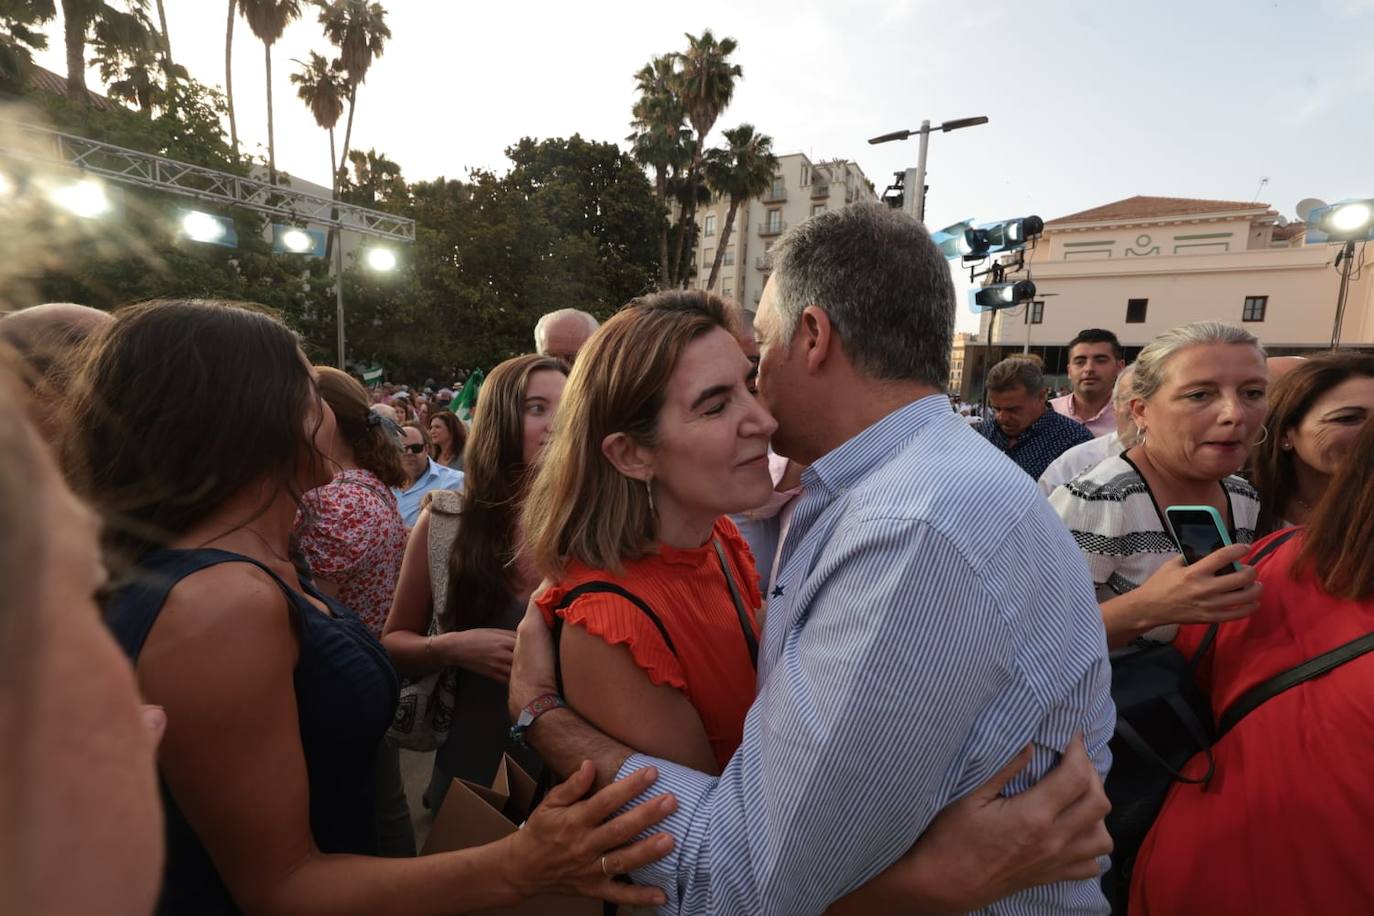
[
  {"left": 314, "top": 0, "right": 389, "bottom": 186},
  {"left": 237, "top": 0, "right": 302, "bottom": 183},
  {"left": 670, "top": 29, "right": 740, "bottom": 286},
  {"left": 628, "top": 53, "right": 689, "bottom": 287},
  {"left": 702, "top": 124, "right": 776, "bottom": 292},
  {"left": 0, "top": 0, "right": 56, "bottom": 86},
  {"left": 60, "top": 0, "right": 152, "bottom": 103},
  {"left": 290, "top": 51, "right": 345, "bottom": 194},
  {"left": 224, "top": 0, "right": 238, "bottom": 154}
]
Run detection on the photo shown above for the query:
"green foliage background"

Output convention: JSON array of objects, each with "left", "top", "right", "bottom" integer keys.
[{"left": 10, "top": 82, "right": 666, "bottom": 382}]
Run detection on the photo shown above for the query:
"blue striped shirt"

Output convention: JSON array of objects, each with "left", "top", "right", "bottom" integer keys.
[{"left": 618, "top": 395, "right": 1114, "bottom": 915}]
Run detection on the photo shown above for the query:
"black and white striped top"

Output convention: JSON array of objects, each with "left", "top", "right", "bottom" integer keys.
[{"left": 1049, "top": 454, "right": 1260, "bottom": 603}]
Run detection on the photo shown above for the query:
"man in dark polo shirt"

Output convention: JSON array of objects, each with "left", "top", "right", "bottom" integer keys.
[{"left": 977, "top": 356, "right": 1092, "bottom": 479}]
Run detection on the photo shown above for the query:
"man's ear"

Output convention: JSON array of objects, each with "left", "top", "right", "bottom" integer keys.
[
  {"left": 601, "top": 432, "right": 654, "bottom": 482},
  {"left": 800, "top": 305, "right": 836, "bottom": 374}
]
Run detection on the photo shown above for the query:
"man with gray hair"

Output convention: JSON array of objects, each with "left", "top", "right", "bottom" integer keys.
[
  {"left": 533, "top": 307, "right": 599, "bottom": 365},
  {"left": 977, "top": 357, "right": 1093, "bottom": 480},
  {"left": 1038, "top": 365, "right": 1139, "bottom": 497},
  {"left": 509, "top": 204, "right": 1113, "bottom": 914}
]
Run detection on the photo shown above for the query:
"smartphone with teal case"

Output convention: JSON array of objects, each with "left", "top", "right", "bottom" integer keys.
[{"left": 1165, "top": 505, "right": 1244, "bottom": 574}]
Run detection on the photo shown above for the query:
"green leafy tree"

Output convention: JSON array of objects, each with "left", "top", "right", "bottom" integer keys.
[
  {"left": 701, "top": 124, "right": 775, "bottom": 292},
  {"left": 236, "top": 0, "right": 301, "bottom": 182},
  {"left": 338, "top": 147, "right": 407, "bottom": 209},
  {"left": 0, "top": 0, "right": 56, "bottom": 86}
]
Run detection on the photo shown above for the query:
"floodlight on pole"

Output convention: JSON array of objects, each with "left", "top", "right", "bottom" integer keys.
[
  {"left": 48, "top": 177, "right": 111, "bottom": 218},
  {"left": 181, "top": 210, "right": 225, "bottom": 243},
  {"left": 366, "top": 247, "right": 398, "bottom": 272},
  {"left": 867, "top": 115, "right": 989, "bottom": 223},
  {"left": 282, "top": 227, "right": 314, "bottom": 252},
  {"left": 1297, "top": 196, "right": 1374, "bottom": 349}
]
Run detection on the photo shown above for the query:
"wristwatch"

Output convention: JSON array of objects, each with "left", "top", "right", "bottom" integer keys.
[{"left": 510, "top": 692, "right": 566, "bottom": 746}]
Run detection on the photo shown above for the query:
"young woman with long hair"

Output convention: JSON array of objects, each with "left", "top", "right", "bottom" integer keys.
[{"left": 383, "top": 354, "right": 568, "bottom": 811}]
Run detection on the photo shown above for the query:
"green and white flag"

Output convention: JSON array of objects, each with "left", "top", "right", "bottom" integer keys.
[{"left": 361, "top": 366, "right": 385, "bottom": 386}]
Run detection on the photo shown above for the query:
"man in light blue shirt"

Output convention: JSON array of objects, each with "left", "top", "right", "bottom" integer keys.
[
  {"left": 510, "top": 204, "right": 1113, "bottom": 914},
  {"left": 393, "top": 423, "right": 463, "bottom": 527}
]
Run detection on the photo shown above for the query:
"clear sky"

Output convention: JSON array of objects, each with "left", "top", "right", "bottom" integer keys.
[{"left": 30, "top": 0, "right": 1374, "bottom": 331}]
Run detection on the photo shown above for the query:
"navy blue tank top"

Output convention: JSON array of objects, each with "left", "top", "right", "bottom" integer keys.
[{"left": 106, "top": 548, "right": 400, "bottom": 914}]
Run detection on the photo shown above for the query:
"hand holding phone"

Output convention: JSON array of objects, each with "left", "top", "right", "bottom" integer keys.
[{"left": 1165, "top": 505, "right": 1245, "bottom": 575}]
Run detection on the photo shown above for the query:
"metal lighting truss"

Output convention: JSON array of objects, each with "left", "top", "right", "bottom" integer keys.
[{"left": 0, "top": 119, "right": 415, "bottom": 242}]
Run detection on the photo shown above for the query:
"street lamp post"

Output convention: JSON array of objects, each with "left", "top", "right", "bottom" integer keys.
[{"left": 869, "top": 116, "right": 989, "bottom": 223}]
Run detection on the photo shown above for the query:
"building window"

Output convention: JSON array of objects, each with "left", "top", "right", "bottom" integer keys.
[
  {"left": 800, "top": 164, "right": 810, "bottom": 187},
  {"left": 811, "top": 204, "right": 826, "bottom": 217},
  {"left": 1243, "top": 295, "right": 1268, "bottom": 322},
  {"left": 770, "top": 176, "right": 785, "bottom": 198},
  {"left": 704, "top": 214, "right": 716, "bottom": 237},
  {"left": 703, "top": 248, "right": 713, "bottom": 267},
  {"left": 766, "top": 209, "right": 782, "bottom": 233},
  {"left": 723, "top": 284, "right": 732, "bottom": 297},
  {"left": 1024, "top": 300, "right": 1044, "bottom": 324},
  {"left": 723, "top": 248, "right": 735, "bottom": 266},
  {"left": 1126, "top": 298, "right": 1148, "bottom": 323}
]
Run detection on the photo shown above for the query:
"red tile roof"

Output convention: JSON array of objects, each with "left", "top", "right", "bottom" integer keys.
[
  {"left": 23, "top": 65, "right": 119, "bottom": 112},
  {"left": 1046, "top": 195, "right": 1271, "bottom": 226}
]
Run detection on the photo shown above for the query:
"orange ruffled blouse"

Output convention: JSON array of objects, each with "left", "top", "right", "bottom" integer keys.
[{"left": 536, "top": 517, "right": 763, "bottom": 772}]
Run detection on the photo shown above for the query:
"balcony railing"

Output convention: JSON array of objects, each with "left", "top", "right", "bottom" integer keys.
[
  {"left": 763, "top": 185, "right": 787, "bottom": 203},
  {"left": 758, "top": 220, "right": 786, "bottom": 237},
  {"left": 811, "top": 183, "right": 830, "bottom": 199}
]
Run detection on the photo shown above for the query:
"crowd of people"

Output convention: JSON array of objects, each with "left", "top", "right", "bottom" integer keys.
[{"left": 2, "top": 201, "right": 1372, "bottom": 916}]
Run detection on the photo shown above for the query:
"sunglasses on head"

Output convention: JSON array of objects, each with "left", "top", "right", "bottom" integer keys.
[{"left": 400, "top": 443, "right": 426, "bottom": 454}]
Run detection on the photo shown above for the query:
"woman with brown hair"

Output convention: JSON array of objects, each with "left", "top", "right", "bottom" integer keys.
[
  {"left": 1250, "top": 351, "right": 1374, "bottom": 535},
  {"left": 292, "top": 366, "right": 413, "bottom": 856},
  {"left": 522, "top": 290, "right": 777, "bottom": 776},
  {"left": 427, "top": 408, "right": 467, "bottom": 470},
  {"left": 294, "top": 366, "right": 408, "bottom": 639},
  {"left": 65, "top": 299, "right": 676, "bottom": 914},
  {"left": 1133, "top": 417, "right": 1374, "bottom": 914},
  {"left": 383, "top": 353, "right": 567, "bottom": 811}
]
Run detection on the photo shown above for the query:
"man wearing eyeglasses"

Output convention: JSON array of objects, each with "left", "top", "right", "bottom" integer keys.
[{"left": 393, "top": 421, "right": 464, "bottom": 527}]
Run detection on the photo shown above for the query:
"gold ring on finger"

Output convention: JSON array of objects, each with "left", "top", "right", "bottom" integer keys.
[{"left": 601, "top": 855, "right": 611, "bottom": 878}]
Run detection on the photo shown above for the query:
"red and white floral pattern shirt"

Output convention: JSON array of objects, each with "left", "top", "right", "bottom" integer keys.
[{"left": 294, "top": 469, "right": 407, "bottom": 638}]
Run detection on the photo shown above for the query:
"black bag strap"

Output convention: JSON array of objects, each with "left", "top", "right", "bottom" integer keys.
[
  {"left": 1218, "top": 631, "right": 1374, "bottom": 740},
  {"left": 713, "top": 538, "right": 759, "bottom": 670},
  {"left": 550, "top": 582, "right": 678, "bottom": 695},
  {"left": 1114, "top": 693, "right": 1216, "bottom": 785}
]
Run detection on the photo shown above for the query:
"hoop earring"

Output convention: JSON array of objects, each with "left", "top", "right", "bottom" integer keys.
[
  {"left": 645, "top": 478, "right": 656, "bottom": 516},
  {"left": 1138, "top": 428, "right": 1147, "bottom": 448},
  {"left": 1253, "top": 425, "right": 1269, "bottom": 447}
]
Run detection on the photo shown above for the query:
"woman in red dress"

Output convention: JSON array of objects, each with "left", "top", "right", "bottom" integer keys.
[{"left": 1132, "top": 418, "right": 1374, "bottom": 914}]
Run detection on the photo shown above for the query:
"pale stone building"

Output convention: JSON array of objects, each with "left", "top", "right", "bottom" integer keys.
[
  {"left": 958, "top": 195, "right": 1374, "bottom": 398},
  {"left": 690, "top": 153, "right": 877, "bottom": 309}
]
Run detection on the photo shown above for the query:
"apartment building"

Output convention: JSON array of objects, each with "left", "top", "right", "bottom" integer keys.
[{"left": 690, "top": 153, "right": 877, "bottom": 310}]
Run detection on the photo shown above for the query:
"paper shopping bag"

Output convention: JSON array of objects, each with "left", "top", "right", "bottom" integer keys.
[{"left": 422, "top": 754, "right": 599, "bottom": 916}]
